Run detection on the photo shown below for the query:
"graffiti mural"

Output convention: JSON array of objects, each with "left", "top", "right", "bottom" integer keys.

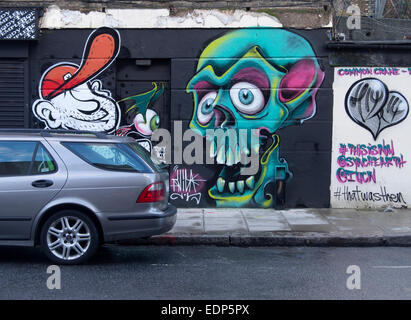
[
  {"left": 331, "top": 67, "right": 411, "bottom": 208},
  {"left": 32, "top": 27, "right": 121, "bottom": 133},
  {"left": 32, "top": 28, "right": 168, "bottom": 155},
  {"left": 186, "top": 28, "right": 324, "bottom": 208},
  {"left": 345, "top": 78, "right": 409, "bottom": 139},
  {"left": 116, "top": 82, "right": 164, "bottom": 152},
  {"left": 27, "top": 28, "right": 332, "bottom": 209}
]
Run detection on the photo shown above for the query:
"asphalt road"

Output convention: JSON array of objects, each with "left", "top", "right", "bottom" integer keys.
[{"left": 1, "top": 245, "right": 411, "bottom": 299}]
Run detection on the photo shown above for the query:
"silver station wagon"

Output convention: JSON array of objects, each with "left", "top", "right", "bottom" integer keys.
[{"left": 0, "top": 129, "right": 176, "bottom": 264}]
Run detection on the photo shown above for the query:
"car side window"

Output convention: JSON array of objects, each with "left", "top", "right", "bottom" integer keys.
[
  {"left": 0, "top": 141, "right": 57, "bottom": 177},
  {"left": 0, "top": 141, "right": 36, "bottom": 176},
  {"left": 31, "top": 143, "right": 57, "bottom": 175}
]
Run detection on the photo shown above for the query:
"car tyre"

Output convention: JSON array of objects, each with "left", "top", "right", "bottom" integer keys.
[{"left": 40, "top": 210, "right": 99, "bottom": 265}]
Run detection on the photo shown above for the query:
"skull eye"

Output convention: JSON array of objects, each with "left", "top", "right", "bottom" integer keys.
[
  {"left": 197, "top": 91, "right": 217, "bottom": 125},
  {"left": 230, "top": 82, "right": 265, "bottom": 115}
]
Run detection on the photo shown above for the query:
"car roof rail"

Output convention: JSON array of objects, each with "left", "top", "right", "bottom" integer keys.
[
  {"left": 0, "top": 128, "right": 109, "bottom": 139},
  {"left": 40, "top": 129, "right": 108, "bottom": 139}
]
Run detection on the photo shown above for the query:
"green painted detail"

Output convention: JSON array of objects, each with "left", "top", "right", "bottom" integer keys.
[{"left": 119, "top": 82, "right": 164, "bottom": 121}]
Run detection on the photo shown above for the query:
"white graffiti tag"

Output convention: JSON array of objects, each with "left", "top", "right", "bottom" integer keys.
[{"left": 170, "top": 167, "right": 206, "bottom": 205}]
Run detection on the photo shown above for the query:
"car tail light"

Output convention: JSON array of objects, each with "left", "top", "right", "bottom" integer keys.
[{"left": 137, "top": 182, "right": 165, "bottom": 203}]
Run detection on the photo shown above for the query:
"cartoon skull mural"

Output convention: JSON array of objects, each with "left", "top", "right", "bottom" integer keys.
[{"left": 186, "top": 28, "right": 324, "bottom": 208}]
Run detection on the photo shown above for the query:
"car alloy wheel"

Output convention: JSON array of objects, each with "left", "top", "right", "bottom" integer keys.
[
  {"left": 47, "top": 216, "right": 91, "bottom": 261},
  {"left": 40, "top": 210, "right": 99, "bottom": 264}
]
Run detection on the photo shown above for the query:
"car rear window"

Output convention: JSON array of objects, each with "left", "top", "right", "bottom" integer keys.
[
  {"left": 63, "top": 142, "right": 153, "bottom": 173},
  {"left": 126, "top": 141, "right": 165, "bottom": 172}
]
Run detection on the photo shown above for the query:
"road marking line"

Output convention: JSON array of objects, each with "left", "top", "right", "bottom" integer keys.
[{"left": 372, "top": 266, "right": 411, "bottom": 269}]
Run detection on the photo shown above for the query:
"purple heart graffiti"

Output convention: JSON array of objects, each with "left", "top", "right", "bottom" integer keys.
[{"left": 345, "top": 78, "right": 409, "bottom": 140}]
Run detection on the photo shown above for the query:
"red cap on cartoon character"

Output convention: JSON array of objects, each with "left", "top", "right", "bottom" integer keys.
[{"left": 39, "top": 27, "right": 120, "bottom": 100}]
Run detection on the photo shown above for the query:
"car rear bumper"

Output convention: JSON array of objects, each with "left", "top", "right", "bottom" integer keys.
[{"left": 101, "top": 204, "right": 177, "bottom": 242}]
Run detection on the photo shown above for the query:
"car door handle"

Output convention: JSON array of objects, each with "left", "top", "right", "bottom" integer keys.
[{"left": 32, "top": 179, "right": 54, "bottom": 188}]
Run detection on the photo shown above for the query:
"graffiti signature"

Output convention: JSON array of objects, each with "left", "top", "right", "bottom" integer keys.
[{"left": 170, "top": 166, "right": 206, "bottom": 205}]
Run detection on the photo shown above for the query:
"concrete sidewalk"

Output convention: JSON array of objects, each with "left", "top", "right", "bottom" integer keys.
[{"left": 116, "top": 208, "right": 411, "bottom": 246}]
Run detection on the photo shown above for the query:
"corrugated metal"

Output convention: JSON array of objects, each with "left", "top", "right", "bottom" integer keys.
[{"left": 0, "top": 59, "right": 25, "bottom": 128}]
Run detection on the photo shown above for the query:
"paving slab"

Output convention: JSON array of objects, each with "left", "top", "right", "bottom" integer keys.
[
  {"left": 384, "top": 226, "right": 411, "bottom": 232},
  {"left": 204, "top": 209, "right": 242, "bottom": 218},
  {"left": 114, "top": 208, "right": 411, "bottom": 247},
  {"left": 204, "top": 216, "right": 248, "bottom": 233},
  {"left": 331, "top": 225, "right": 385, "bottom": 236},
  {"left": 241, "top": 209, "right": 288, "bottom": 220},
  {"left": 245, "top": 215, "right": 291, "bottom": 232},
  {"left": 325, "top": 212, "right": 384, "bottom": 235},
  {"left": 169, "top": 218, "right": 204, "bottom": 234},
  {"left": 178, "top": 208, "right": 204, "bottom": 214},
  {"left": 176, "top": 209, "right": 204, "bottom": 220},
  {"left": 325, "top": 210, "right": 361, "bottom": 221},
  {"left": 246, "top": 223, "right": 291, "bottom": 233},
  {"left": 281, "top": 209, "right": 330, "bottom": 225}
]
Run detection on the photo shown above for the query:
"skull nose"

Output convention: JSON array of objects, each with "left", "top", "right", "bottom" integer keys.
[{"left": 214, "top": 105, "right": 236, "bottom": 128}]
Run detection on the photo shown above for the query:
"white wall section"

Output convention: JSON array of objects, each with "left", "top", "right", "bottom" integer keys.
[
  {"left": 331, "top": 67, "right": 411, "bottom": 209},
  {"left": 40, "top": 6, "right": 283, "bottom": 29}
]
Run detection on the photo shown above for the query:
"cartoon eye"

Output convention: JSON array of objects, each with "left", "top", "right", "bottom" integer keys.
[
  {"left": 134, "top": 109, "right": 159, "bottom": 136},
  {"left": 230, "top": 82, "right": 265, "bottom": 115},
  {"left": 150, "top": 115, "right": 160, "bottom": 131},
  {"left": 197, "top": 91, "right": 217, "bottom": 125}
]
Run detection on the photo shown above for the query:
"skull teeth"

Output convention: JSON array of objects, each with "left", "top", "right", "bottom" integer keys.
[
  {"left": 226, "top": 147, "right": 233, "bottom": 166},
  {"left": 217, "top": 177, "right": 225, "bottom": 193},
  {"left": 245, "top": 176, "right": 255, "bottom": 189},
  {"left": 209, "top": 131, "right": 260, "bottom": 194},
  {"left": 228, "top": 182, "right": 235, "bottom": 193},
  {"left": 210, "top": 140, "right": 217, "bottom": 158},
  {"left": 237, "top": 180, "right": 245, "bottom": 194},
  {"left": 216, "top": 145, "right": 226, "bottom": 164},
  {"left": 211, "top": 142, "right": 251, "bottom": 166},
  {"left": 235, "top": 145, "right": 241, "bottom": 164},
  {"left": 215, "top": 176, "right": 255, "bottom": 193}
]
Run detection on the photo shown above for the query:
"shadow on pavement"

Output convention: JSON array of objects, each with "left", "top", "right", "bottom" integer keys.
[{"left": 0, "top": 244, "right": 178, "bottom": 266}]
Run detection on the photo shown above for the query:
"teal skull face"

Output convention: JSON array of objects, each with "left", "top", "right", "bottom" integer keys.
[{"left": 186, "top": 29, "right": 324, "bottom": 207}]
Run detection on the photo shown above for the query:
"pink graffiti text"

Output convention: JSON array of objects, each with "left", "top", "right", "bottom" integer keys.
[
  {"left": 336, "top": 168, "right": 377, "bottom": 184},
  {"left": 338, "top": 140, "right": 396, "bottom": 157},
  {"left": 338, "top": 67, "right": 404, "bottom": 77},
  {"left": 336, "top": 141, "right": 407, "bottom": 184}
]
